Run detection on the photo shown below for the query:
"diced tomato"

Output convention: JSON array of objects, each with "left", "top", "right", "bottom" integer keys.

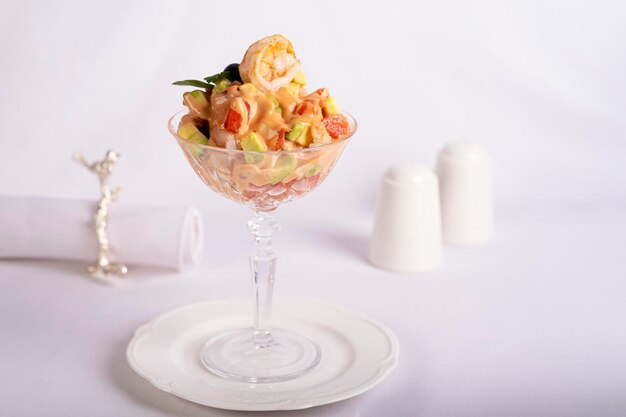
[
  {"left": 267, "top": 130, "right": 286, "bottom": 151},
  {"left": 296, "top": 100, "right": 318, "bottom": 116},
  {"left": 315, "top": 88, "right": 329, "bottom": 98},
  {"left": 323, "top": 114, "right": 349, "bottom": 139},
  {"left": 296, "top": 102, "right": 307, "bottom": 115},
  {"left": 224, "top": 108, "right": 242, "bottom": 133},
  {"left": 275, "top": 130, "right": 285, "bottom": 150}
]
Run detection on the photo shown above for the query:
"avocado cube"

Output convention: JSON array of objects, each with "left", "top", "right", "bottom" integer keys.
[
  {"left": 268, "top": 154, "right": 297, "bottom": 185},
  {"left": 177, "top": 123, "right": 208, "bottom": 158},
  {"left": 286, "top": 123, "right": 311, "bottom": 146},
  {"left": 177, "top": 123, "right": 208, "bottom": 145},
  {"left": 286, "top": 123, "right": 304, "bottom": 141},
  {"left": 305, "top": 164, "right": 321, "bottom": 177},
  {"left": 183, "top": 90, "right": 210, "bottom": 119},
  {"left": 212, "top": 79, "right": 230, "bottom": 96},
  {"left": 269, "top": 95, "right": 283, "bottom": 115},
  {"left": 241, "top": 132, "right": 267, "bottom": 164}
]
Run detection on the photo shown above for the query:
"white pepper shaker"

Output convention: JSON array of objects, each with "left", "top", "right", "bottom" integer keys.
[
  {"left": 369, "top": 164, "right": 442, "bottom": 272},
  {"left": 436, "top": 141, "right": 494, "bottom": 245}
]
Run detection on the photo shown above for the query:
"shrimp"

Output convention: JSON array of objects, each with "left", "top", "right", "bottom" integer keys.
[{"left": 239, "top": 35, "right": 301, "bottom": 93}]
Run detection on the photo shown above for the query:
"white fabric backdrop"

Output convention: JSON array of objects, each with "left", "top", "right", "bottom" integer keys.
[
  {"left": 1, "top": 0, "right": 624, "bottom": 211},
  {"left": 1, "top": 1, "right": 625, "bottom": 416}
]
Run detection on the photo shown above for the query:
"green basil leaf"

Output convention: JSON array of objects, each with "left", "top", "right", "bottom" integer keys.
[
  {"left": 172, "top": 79, "right": 212, "bottom": 88},
  {"left": 204, "top": 71, "right": 231, "bottom": 84}
]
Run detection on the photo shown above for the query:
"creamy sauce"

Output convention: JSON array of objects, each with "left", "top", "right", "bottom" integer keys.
[{"left": 204, "top": 81, "right": 337, "bottom": 150}]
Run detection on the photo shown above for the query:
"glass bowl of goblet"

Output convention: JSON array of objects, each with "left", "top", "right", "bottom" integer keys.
[{"left": 168, "top": 110, "right": 357, "bottom": 383}]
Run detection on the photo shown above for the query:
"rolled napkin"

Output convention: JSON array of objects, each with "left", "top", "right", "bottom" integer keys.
[{"left": 0, "top": 196, "right": 204, "bottom": 270}]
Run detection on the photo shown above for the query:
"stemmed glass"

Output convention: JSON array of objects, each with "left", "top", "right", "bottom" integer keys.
[{"left": 168, "top": 110, "right": 357, "bottom": 383}]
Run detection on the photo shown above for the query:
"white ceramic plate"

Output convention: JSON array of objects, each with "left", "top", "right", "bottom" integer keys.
[{"left": 127, "top": 297, "right": 399, "bottom": 411}]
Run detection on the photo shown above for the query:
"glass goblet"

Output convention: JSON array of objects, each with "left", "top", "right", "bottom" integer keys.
[{"left": 168, "top": 110, "right": 357, "bottom": 383}]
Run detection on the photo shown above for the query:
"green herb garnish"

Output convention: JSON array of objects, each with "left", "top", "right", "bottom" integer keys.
[
  {"left": 173, "top": 70, "right": 236, "bottom": 89},
  {"left": 204, "top": 71, "right": 231, "bottom": 84},
  {"left": 172, "top": 79, "right": 212, "bottom": 88}
]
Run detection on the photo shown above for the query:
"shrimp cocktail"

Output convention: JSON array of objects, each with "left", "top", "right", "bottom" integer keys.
[{"left": 169, "top": 35, "right": 356, "bottom": 383}]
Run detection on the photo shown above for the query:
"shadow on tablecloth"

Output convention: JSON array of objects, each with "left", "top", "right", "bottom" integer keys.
[{"left": 293, "top": 226, "right": 369, "bottom": 264}]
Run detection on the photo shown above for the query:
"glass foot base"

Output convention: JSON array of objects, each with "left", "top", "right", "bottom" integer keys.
[{"left": 201, "top": 328, "right": 321, "bottom": 383}]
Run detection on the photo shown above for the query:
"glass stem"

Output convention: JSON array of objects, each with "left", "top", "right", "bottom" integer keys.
[{"left": 248, "top": 211, "right": 281, "bottom": 348}]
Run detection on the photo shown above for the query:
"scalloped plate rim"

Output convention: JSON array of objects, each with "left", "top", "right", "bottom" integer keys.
[{"left": 126, "top": 297, "right": 399, "bottom": 411}]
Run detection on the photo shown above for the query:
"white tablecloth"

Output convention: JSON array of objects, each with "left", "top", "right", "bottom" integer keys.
[{"left": 1, "top": 204, "right": 625, "bottom": 416}]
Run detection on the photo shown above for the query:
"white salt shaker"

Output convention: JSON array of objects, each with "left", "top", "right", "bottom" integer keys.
[
  {"left": 436, "top": 141, "right": 494, "bottom": 245},
  {"left": 369, "top": 164, "right": 442, "bottom": 272}
]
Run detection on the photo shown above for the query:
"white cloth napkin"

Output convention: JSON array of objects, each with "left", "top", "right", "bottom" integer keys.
[{"left": 0, "top": 196, "right": 204, "bottom": 270}]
